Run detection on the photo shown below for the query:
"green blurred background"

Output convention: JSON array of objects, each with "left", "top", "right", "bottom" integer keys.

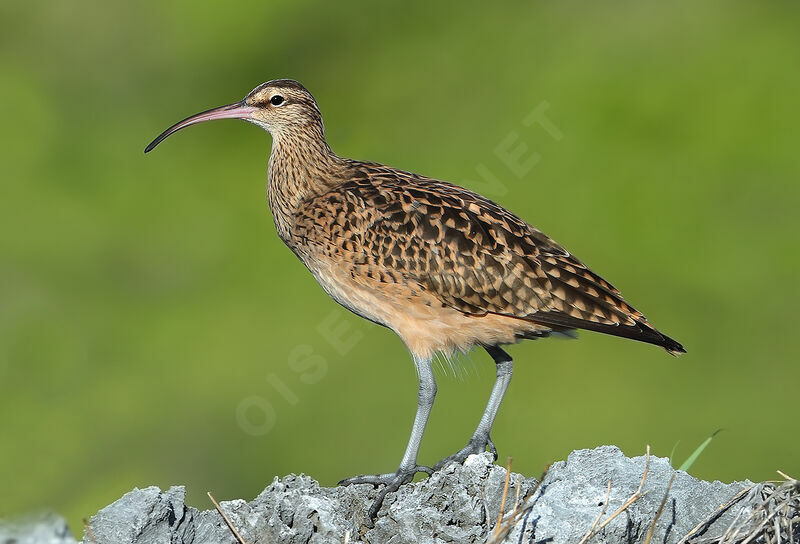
[{"left": 1, "top": 0, "right": 798, "bottom": 531}]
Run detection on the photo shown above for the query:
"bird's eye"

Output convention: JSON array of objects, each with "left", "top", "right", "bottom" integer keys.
[{"left": 270, "top": 95, "right": 285, "bottom": 106}]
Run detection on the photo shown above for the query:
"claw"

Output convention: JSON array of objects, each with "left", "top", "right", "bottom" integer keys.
[
  {"left": 367, "top": 476, "right": 403, "bottom": 520},
  {"left": 339, "top": 465, "right": 431, "bottom": 521},
  {"left": 487, "top": 437, "right": 498, "bottom": 461},
  {"left": 433, "top": 434, "right": 496, "bottom": 471}
]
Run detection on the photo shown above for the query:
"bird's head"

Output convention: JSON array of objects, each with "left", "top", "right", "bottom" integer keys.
[{"left": 145, "top": 79, "right": 324, "bottom": 153}]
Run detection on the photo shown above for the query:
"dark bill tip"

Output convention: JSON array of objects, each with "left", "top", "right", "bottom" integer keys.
[{"left": 144, "top": 101, "right": 258, "bottom": 154}]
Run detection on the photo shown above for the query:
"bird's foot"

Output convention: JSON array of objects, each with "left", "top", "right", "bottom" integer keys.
[
  {"left": 433, "top": 434, "right": 497, "bottom": 471},
  {"left": 339, "top": 464, "right": 433, "bottom": 520}
]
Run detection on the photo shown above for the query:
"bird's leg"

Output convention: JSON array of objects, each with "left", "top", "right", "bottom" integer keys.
[
  {"left": 339, "top": 354, "right": 436, "bottom": 519},
  {"left": 434, "top": 345, "right": 512, "bottom": 471}
]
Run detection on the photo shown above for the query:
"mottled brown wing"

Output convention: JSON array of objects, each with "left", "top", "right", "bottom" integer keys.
[{"left": 298, "top": 165, "right": 683, "bottom": 352}]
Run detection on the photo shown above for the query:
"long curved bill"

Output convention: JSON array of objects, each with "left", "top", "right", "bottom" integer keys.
[{"left": 144, "top": 101, "right": 258, "bottom": 153}]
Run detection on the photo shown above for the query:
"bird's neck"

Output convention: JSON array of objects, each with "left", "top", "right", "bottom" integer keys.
[{"left": 267, "top": 130, "right": 345, "bottom": 244}]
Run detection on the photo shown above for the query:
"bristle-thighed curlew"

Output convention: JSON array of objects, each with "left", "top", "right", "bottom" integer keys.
[{"left": 145, "top": 79, "right": 685, "bottom": 519}]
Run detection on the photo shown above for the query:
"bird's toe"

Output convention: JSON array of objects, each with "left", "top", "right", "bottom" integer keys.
[
  {"left": 433, "top": 435, "right": 495, "bottom": 471},
  {"left": 339, "top": 465, "right": 432, "bottom": 521},
  {"left": 338, "top": 472, "right": 396, "bottom": 487}
]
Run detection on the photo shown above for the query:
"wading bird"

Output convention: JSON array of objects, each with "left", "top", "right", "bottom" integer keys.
[{"left": 145, "top": 79, "right": 684, "bottom": 518}]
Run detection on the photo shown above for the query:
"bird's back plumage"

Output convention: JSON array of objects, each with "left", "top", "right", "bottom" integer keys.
[{"left": 291, "top": 160, "right": 684, "bottom": 356}]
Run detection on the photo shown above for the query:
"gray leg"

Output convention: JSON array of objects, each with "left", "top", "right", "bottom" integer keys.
[
  {"left": 399, "top": 353, "right": 437, "bottom": 470},
  {"left": 339, "top": 354, "right": 436, "bottom": 519},
  {"left": 434, "top": 345, "right": 513, "bottom": 470}
]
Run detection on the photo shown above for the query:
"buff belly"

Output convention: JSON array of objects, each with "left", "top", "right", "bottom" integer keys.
[{"left": 304, "top": 256, "right": 552, "bottom": 360}]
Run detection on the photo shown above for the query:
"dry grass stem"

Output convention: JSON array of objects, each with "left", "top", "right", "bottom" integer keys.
[
  {"left": 678, "top": 487, "right": 751, "bottom": 544},
  {"left": 579, "top": 445, "right": 652, "bottom": 544},
  {"left": 578, "top": 480, "right": 612, "bottom": 544},
  {"left": 678, "top": 470, "right": 798, "bottom": 544},
  {"left": 82, "top": 518, "right": 98, "bottom": 544},
  {"left": 484, "top": 465, "right": 549, "bottom": 544},
  {"left": 492, "top": 456, "right": 513, "bottom": 537},
  {"left": 645, "top": 472, "right": 676, "bottom": 544},
  {"left": 207, "top": 491, "right": 249, "bottom": 544}
]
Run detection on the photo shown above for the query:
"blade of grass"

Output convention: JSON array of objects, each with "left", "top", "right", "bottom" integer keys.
[
  {"left": 678, "top": 429, "right": 723, "bottom": 472},
  {"left": 669, "top": 440, "right": 680, "bottom": 465}
]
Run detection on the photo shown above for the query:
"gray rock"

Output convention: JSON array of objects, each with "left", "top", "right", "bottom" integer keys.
[
  {"left": 84, "top": 486, "right": 194, "bottom": 544},
  {"left": 503, "top": 446, "right": 749, "bottom": 544},
  {"left": 1, "top": 446, "right": 756, "bottom": 544},
  {"left": 0, "top": 512, "right": 76, "bottom": 544}
]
